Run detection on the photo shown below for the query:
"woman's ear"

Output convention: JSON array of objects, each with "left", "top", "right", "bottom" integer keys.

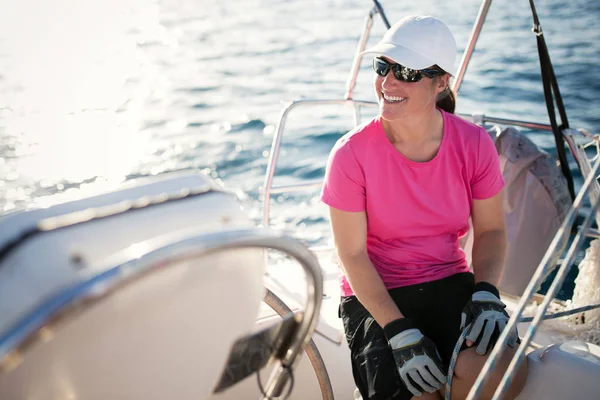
[{"left": 435, "top": 75, "right": 450, "bottom": 93}]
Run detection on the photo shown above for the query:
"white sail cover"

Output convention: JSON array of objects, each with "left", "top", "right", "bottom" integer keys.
[{"left": 463, "top": 126, "right": 572, "bottom": 297}]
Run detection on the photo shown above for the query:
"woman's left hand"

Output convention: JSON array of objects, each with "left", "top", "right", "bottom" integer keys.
[{"left": 460, "top": 282, "right": 519, "bottom": 355}]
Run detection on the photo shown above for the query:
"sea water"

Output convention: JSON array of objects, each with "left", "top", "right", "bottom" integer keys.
[{"left": 0, "top": 0, "right": 599, "bottom": 299}]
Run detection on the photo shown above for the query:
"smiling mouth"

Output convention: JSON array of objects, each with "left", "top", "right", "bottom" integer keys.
[{"left": 382, "top": 92, "right": 407, "bottom": 103}]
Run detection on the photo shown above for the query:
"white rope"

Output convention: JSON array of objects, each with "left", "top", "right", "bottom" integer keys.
[{"left": 444, "top": 324, "right": 470, "bottom": 400}]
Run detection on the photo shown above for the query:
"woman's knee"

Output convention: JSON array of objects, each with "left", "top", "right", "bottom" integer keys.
[{"left": 453, "top": 346, "right": 528, "bottom": 399}]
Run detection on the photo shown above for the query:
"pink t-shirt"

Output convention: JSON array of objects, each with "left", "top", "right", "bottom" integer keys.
[{"left": 321, "top": 111, "right": 505, "bottom": 296}]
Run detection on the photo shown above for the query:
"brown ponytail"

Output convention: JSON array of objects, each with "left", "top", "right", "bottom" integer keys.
[{"left": 436, "top": 86, "right": 456, "bottom": 114}]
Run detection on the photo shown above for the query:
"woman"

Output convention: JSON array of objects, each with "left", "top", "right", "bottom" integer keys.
[{"left": 321, "top": 16, "right": 528, "bottom": 400}]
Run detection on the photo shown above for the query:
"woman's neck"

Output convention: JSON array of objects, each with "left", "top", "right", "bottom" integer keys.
[{"left": 382, "top": 108, "right": 444, "bottom": 145}]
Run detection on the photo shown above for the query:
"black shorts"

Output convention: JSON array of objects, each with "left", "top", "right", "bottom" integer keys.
[{"left": 339, "top": 272, "right": 475, "bottom": 400}]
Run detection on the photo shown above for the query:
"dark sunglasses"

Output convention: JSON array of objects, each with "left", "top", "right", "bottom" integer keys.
[{"left": 372, "top": 57, "right": 446, "bottom": 83}]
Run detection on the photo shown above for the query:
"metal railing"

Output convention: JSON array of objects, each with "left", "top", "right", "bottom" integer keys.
[
  {"left": 452, "top": 0, "right": 492, "bottom": 94},
  {"left": 262, "top": 99, "right": 377, "bottom": 228}
]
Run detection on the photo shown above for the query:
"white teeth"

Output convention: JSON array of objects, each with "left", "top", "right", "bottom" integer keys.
[{"left": 383, "top": 92, "right": 406, "bottom": 103}]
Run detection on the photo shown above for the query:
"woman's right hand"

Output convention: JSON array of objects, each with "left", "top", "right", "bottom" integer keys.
[{"left": 385, "top": 318, "right": 447, "bottom": 397}]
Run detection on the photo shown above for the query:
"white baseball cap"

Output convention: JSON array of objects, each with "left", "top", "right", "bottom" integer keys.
[{"left": 361, "top": 15, "right": 457, "bottom": 76}]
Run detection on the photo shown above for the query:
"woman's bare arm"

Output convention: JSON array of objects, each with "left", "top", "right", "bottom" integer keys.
[
  {"left": 471, "top": 190, "right": 507, "bottom": 286},
  {"left": 329, "top": 206, "right": 403, "bottom": 326}
]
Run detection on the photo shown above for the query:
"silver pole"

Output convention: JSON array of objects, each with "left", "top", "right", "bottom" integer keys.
[
  {"left": 353, "top": 102, "right": 362, "bottom": 127},
  {"left": 344, "top": 9, "right": 376, "bottom": 100},
  {"left": 262, "top": 103, "right": 293, "bottom": 227},
  {"left": 452, "top": 0, "right": 493, "bottom": 94},
  {"left": 458, "top": 113, "right": 553, "bottom": 131}
]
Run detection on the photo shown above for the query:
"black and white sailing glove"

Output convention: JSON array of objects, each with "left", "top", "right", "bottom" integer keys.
[
  {"left": 460, "top": 281, "right": 519, "bottom": 355},
  {"left": 384, "top": 318, "right": 447, "bottom": 397}
]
